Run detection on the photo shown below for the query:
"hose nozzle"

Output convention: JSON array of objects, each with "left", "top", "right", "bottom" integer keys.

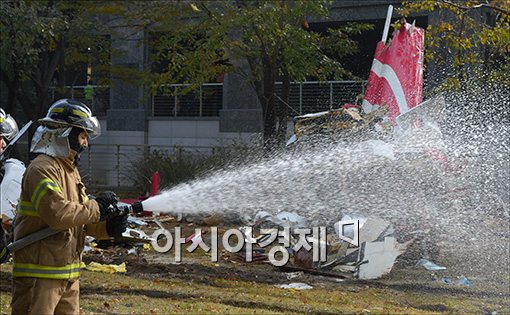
[
  {"left": 116, "top": 201, "right": 144, "bottom": 215},
  {"left": 130, "top": 201, "right": 144, "bottom": 214}
]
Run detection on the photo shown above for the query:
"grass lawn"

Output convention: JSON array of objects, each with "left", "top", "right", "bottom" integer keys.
[{"left": 1, "top": 250, "right": 507, "bottom": 314}]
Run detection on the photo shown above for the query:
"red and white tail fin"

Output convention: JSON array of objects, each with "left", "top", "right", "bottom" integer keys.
[{"left": 362, "top": 14, "right": 425, "bottom": 122}]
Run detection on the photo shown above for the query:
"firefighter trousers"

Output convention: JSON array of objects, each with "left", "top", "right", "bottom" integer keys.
[{"left": 11, "top": 277, "right": 79, "bottom": 315}]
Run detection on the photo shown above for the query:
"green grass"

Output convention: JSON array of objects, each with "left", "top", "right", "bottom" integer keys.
[{"left": 1, "top": 260, "right": 507, "bottom": 315}]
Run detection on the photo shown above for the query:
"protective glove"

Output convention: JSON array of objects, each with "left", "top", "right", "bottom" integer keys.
[
  {"left": 95, "top": 191, "right": 119, "bottom": 221},
  {"left": 106, "top": 214, "right": 128, "bottom": 238}
]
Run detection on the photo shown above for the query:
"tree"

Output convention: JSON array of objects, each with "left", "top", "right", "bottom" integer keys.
[
  {"left": 0, "top": 1, "right": 110, "bottom": 127},
  {"left": 141, "top": 0, "right": 371, "bottom": 148},
  {"left": 401, "top": 0, "right": 510, "bottom": 90},
  {"left": 1, "top": 1, "right": 371, "bottom": 149}
]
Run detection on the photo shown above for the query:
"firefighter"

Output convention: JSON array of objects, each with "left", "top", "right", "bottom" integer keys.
[
  {"left": 11, "top": 99, "right": 128, "bottom": 314},
  {"left": 0, "top": 108, "right": 19, "bottom": 265},
  {"left": 0, "top": 108, "right": 18, "bottom": 155}
]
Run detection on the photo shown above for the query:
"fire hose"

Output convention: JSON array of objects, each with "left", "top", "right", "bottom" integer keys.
[{"left": 0, "top": 201, "right": 144, "bottom": 263}]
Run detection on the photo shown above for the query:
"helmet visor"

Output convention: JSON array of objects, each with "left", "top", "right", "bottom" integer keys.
[
  {"left": 0, "top": 114, "right": 19, "bottom": 141},
  {"left": 76, "top": 116, "right": 101, "bottom": 140}
]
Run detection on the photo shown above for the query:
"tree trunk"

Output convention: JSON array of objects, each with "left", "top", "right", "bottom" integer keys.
[
  {"left": 0, "top": 70, "right": 19, "bottom": 115},
  {"left": 276, "top": 69, "right": 290, "bottom": 146},
  {"left": 260, "top": 56, "right": 277, "bottom": 150},
  {"left": 5, "top": 80, "right": 18, "bottom": 115}
]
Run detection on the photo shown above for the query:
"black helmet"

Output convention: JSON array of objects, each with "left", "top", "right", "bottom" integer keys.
[
  {"left": 0, "top": 108, "right": 19, "bottom": 141},
  {"left": 39, "top": 99, "right": 101, "bottom": 139}
]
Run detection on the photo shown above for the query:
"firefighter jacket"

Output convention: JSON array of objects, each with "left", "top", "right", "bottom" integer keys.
[{"left": 13, "top": 151, "right": 109, "bottom": 279}]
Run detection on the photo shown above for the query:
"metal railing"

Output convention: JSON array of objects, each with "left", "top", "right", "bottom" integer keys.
[
  {"left": 152, "top": 83, "right": 223, "bottom": 117},
  {"left": 79, "top": 143, "right": 216, "bottom": 189},
  {"left": 151, "top": 80, "right": 366, "bottom": 117},
  {"left": 275, "top": 80, "right": 367, "bottom": 116},
  {"left": 48, "top": 80, "right": 366, "bottom": 119},
  {"left": 49, "top": 85, "right": 110, "bottom": 116}
]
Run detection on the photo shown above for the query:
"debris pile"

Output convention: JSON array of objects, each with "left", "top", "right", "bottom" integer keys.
[
  {"left": 230, "top": 211, "right": 413, "bottom": 280},
  {"left": 287, "top": 106, "right": 389, "bottom": 145}
]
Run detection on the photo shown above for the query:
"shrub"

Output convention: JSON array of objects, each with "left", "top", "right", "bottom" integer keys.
[{"left": 125, "top": 144, "right": 260, "bottom": 192}]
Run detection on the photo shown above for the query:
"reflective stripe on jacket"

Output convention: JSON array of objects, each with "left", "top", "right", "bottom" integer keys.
[{"left": 13, "top": 152, "right": 108, "bottom": 279}]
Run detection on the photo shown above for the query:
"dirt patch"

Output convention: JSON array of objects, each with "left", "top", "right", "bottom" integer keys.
[
  {"left": 85, "top": 251, "right": 290, "bottom": 286},
  {"left": 414, "top": 304, "right": 449, "bottom": 312}
]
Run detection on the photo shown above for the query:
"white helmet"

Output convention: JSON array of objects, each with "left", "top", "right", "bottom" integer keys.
[
  {"left": 0, "top": 108, "right": 19, "bottom": 141},
  {"left": 31, "top": 99, "right": 101, "bottom": 157},
  {"left": 38, "top": 99, "right": 100, "bottom": 139}
]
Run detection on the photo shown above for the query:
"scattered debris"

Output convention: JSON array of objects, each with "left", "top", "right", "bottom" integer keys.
[
  {"left": 278, "top": 283, "right": 313, "bottom": 290},
  {"left": 288, "top": 106, "right": 389, "bottom": 145},
  {"left": 458, "top": 277, "right": 471, "bottom": 286},
  {"left": 127, "top": 248, "right": 139, "bottom": 255},
  {"left": 357, "top": 237, "right": 408, "bottom": 279},
  {"left": 285, "top": 272, "right": 304, "bottom": 280},
  {"left": 85, "top": 262, "right": 127, "bottom": 273},
  {"left": 441, "top": 277, "right": 471, "bottom": 286},
  {"left": 274, "top": 212, "right": 308, "bottom": 228},
  {"left": 83, "top": 245, "right": 104, "bottom": 254},
  {"left": 185, "top": 230, "right": 205, "bottom": 244},
  {"left": 323, "top": 216, "right": 407, "bottom": 279},
  {"left": 254, "top": 211, "right": 307, "bottom": 228},
  {"left": 141, "top": 215, "right": 175, "bottom": 223},
  {"left": 358, "top": 217, "right": 395, "bottom": 243},
  {"left": 238, "top": 211, "right": 409, "bottom": 280},
  {"left": 121, "top": 228, "right": 154, "bottom": 243},
  {"left": 416, "top": 258, "right": 446, "bottom": 271},
  {"left": 127, "top": 216, "right": 148, "bottom": 226}
]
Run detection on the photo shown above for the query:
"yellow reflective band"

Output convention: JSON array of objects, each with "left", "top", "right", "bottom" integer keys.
[
  {"left": 51, "top": 107, "right": 88, "bottom": 118},
  {"left": 72, "top": 109, "right": 88, "bottom": 118},
  {"left": 0, "top": 117, "right": 4, "bottom": 123},
  {"left": 14, "top": 262, "right": 82, "bottom": 271},
  {"left": 31, "top": 178, "right": 62, "bottom": 210},
  {"left": 17, "top": 201, "right": 39, "bottom": 217},
  {"left": 13, "top": 262, "right": 82, "bottom": 279},
  {"left": 13, "top": 271, "right": 80, "bottom": 279}
]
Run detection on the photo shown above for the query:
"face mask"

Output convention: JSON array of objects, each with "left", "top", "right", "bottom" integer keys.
[{"left": 68, "top": 128, "right": 86, "bottom": 155}]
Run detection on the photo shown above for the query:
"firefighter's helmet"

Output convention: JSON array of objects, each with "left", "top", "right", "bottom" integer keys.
[
  {"left": 0, "top": 108, "right": 19, "bottom": 142},
  {"left": 39, "top": 99, "right": 101, "bottom": 139}
]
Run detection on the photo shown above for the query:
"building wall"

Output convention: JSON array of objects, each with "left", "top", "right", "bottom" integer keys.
[
  {"left": 149, "top": 118, "right": 259, "bottom": 147},
  {"left": 82, "top": 118, "right": 259, "bottom": 187}
]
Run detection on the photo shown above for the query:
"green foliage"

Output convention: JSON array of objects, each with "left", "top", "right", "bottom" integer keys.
[
  {"left": 401, "top": 0, "right": 510, "bottom": 88},
  {"left": 0, "top": 1, "right": 62, "bottom": 81},
  {"left": 143, "top": 0, "right": 371, "bottom": 87},
  {"left": 1, "top": 0, "right": 372, "bottom": 145},
  {"left": 0, "top": 1, "right": 114, "bottom": 118},
  {"left": 130, "top": 0, "right": 372, "bottom": 145}
]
